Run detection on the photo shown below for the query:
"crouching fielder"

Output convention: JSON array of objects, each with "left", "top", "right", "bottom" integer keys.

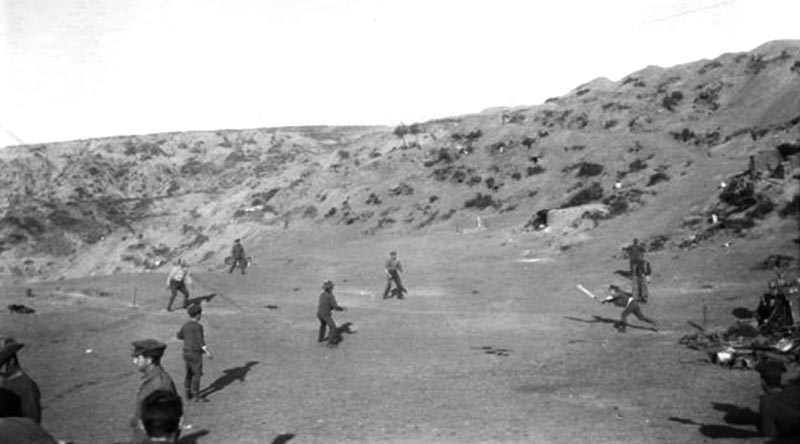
[{"left": 602, "top": 284, "right": 658, "bottom": 333}]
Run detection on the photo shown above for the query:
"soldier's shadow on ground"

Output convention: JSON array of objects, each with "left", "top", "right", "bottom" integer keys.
[
  {"left": 563, "top": 315, "right": 656, "bottom": 332},
  {"left": 613, "top": 269, "right": 632, "bottom": 279},
  {"left": 199, "top": 361, "right": 259, "bottom": 399},
  {"left": 668, "top": 402, "right": 760, "bottom": 439},
  {"left": 186, "top": 293, "right": 217, "bottom": 307},
  {"left": 178, "top": 429, "right": 210, "bottom": 444},
  {"left": 270, "top": 433, "right": 296, "bottom": 444}
]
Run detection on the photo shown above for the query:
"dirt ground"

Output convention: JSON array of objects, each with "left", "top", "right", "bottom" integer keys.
[{"left": 1, "top": 221, "right": 797, "bottom": 444}]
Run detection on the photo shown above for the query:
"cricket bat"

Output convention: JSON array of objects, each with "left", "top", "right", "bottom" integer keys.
[{"left": 576, "top": 284, "right": 597, "bottom": 300}]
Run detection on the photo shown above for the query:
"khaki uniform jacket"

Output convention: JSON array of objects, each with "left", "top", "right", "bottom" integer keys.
[{"left": 133, "top": 365, "right": 177, "bottom": 424}]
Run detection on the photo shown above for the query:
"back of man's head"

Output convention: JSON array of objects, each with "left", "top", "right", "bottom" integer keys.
[
  {"left": 141, "top": 390, "right": 183, "bottom": 440},
  {"left": 0, "top": 388, "right": 22, "bottom": 417}
]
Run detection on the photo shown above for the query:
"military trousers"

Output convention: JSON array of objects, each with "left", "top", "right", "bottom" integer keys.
[
  {"left": 183, "top": 353, "right": 203, "bottom": 398},
  {"left": 168, "top": 280, "right": 190, "bottom": 311}
]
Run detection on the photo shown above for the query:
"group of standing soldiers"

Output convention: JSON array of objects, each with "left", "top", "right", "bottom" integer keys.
[
  {"left": 0, "top": 324, "right": 190, "bottom": 443},
  {"left": 128, "top": 239, "right": 250, "bottom": 442},
  {"left": 3, "top": 239, "right": 401, "bottom": 441}
]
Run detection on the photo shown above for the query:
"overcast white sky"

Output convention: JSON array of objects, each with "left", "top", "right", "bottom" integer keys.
[{"left": 1, "top": 0, "right": 798, "bottom": 148}]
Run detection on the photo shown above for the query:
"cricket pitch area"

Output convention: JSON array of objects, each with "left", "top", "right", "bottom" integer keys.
[{"left": 0, "top": 226, "right": 791, "bottom": 444}]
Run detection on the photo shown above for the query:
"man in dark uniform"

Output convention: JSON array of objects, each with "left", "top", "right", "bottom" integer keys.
[
  {"left": 131, "top": 339, "right": 177, "bottom": 444},
  {"left": 0, "top": 388, "right": 58, "bottom": 444},
  {"left": 631, "top": 258, "right": 650, "bottom": 303},
  {"left": 177, "top": 304, "right": 212, "bottom": 402},
  {"left": 228, "top": 239, "right": 247, "bottom": 275},
  {"left": 626, "top": 238, "right": 645, "bottom": 276},
  {"left": 383, "top": 251, "right": 407, "bottom": 299},
  {"left": 317, "top": 280, "right": 345, "bottom": 346},
  {"left": 0, "top": 337, "right": 42, "bottom": 424},
  {"left": 140, "top": 389, "right": 184, "bottom": 443},
  {"left": 166, "top": 259, "right": 192, "bottom": 311}
]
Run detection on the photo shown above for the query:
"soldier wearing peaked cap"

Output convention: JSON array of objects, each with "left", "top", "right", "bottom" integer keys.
[
  {"left": 0, "top": 337, "right": 42, "bottom": 424},
  {"left": 131, "top": 339, "right": 177, "bottom": 444}
]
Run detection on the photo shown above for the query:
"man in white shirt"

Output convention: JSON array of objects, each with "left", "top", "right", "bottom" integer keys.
[{"left": 166, "top": 259, "right": 192, "bottom": 311}]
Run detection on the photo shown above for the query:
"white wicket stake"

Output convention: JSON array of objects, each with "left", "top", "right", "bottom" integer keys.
[{"left": 576, "top": 284, "right": 597, "bottom": 300}]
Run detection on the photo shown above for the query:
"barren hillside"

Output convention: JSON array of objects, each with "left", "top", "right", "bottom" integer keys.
[
  {"left": 1, "top": 40, "right": 800, "bottom": 444},
  {"left": 0, "top": 40, "right": 798, "bottom": 281}
]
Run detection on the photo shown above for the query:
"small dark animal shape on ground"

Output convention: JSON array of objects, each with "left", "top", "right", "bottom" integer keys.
[
  {"left": 265, "top": 304, "right": 279, "bottom": 309},
  {"left": 8, "top": 304, "right": 35, "bottom": 314},
  {"left": 328, "top": 322, "right": 356, "bottom": 346},
  {"left": 472, "top": 346, "right": 512, "bottom": 357}
]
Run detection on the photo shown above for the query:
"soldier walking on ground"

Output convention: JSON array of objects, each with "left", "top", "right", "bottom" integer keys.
[
  {"left": 166, "top": 259, "right": 192, "bottom": 311},
  {"left": 229, "top": 239, "right": 247, "bottom": 275},
  {"left": 130, "top": 339, "right": 177, "bottom": 444},
  {"left": 317, "top": 280, "right": 345, "bottom": 346},
  {"left": 602, "top": 284, "right": 658, "bottom": 333},
  {"left": 0, "top": 337, "right": 42, "bottom": 424},
  {"left": 177, "top": 304, "right": 212, "bottom": 402},
  {"left": 383, "top": 251, "right": 407, "bottom": 299}
]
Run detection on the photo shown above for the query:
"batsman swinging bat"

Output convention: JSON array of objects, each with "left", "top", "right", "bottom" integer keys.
[{"left": 576, "top": 284, "right": 597, "bottom": 300}]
